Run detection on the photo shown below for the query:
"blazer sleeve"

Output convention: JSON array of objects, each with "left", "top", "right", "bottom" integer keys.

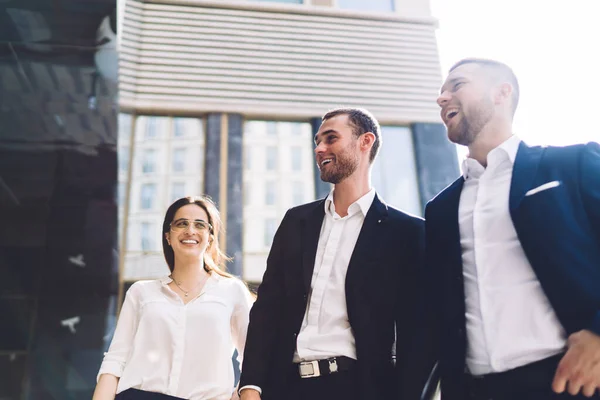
[
  {"left": 580, "top": 141, "right": 600, "bottom": 335},
  {"left": 239, "top": 210, "right": 291, "bottom": 390}
]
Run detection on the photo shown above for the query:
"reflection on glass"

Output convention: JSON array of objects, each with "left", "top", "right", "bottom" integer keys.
[
  {"left": 120, "top": 113, "right": 132, "bottom": 140},
  {"left": 256, "top": 0, "right": 302, "bottom": 3},
  {"left": 266, "top": 121, "right": 277, "bottom": 136},
  {"left": 119, "top": 182, "right": 126, "bottom": 207},
  {"left": 171, "top": 182, "right": 185, "bottom": 201},
  {"left": 141, "top": 222, "right": 153, "bottom": 251},
  {"left": 145, "top": 117, "right": 157, "bottom": 138},
  {"left": 338, "top": 0, "right": 393, "bottom": 11},
  {"left": 291, "top": 146, "right": 302, "bottom": 171},
  {"left": 142, "top": 149, "right": 156, "bottom": 174},
  {"left": 173, "top": 118, "right": 185, "bottom": 137},
  {"left": 119, "top": 148, "right": 129, "bottom": 172},
  {"left": 371, "top": 126, "right": 421, "bottom": 216},
  {"left": 140, "top": 183, "right": 156, "bottom": 210},
  {"left": 265, "top": 180, "right": 276, "bottom": 205},
  {"left": 264, "top": 218, "right": 277, "bottom": 247},
  {"left": 172, "top": 148, "right": 186, "bottom": 172},
  {"left": 292, "top": 181, "right": 304, "bottom": 205},
  {"left": 242, "top": 121, "right": 316, "bottom": 281},
  {"left": 266, "top": 147, "right": 277, "bottom": 170}
]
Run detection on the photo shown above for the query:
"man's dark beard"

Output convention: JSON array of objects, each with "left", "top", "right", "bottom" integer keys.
[
  {"left": 320, "top": 147, "right": 359, "bottom": 184},
  {"left": 452, "top": 98, "right": 494, "bottom": 146}
]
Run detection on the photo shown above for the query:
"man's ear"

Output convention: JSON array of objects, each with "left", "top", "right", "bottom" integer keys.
[
  {"left": 496, "top": 82, "right": 513, "bottom": 105},
  {"left": 361, "top": 132, "right": 376, "bottom": 153}
]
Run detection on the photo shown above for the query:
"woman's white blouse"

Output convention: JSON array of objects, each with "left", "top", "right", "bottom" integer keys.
[{"left": 98, "top": 274, "right": 253, "bottom": 399}]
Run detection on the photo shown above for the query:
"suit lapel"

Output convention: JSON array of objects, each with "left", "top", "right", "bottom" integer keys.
[
  {"left": 437, "top": 178, "right": 464, "bottom": 277},
  {"left": 301, "top": 200, "right": 326, "bottom": 292},
  {"left": 345, "top": 194, "right": 388, "bottom": 291},
  {"left": 509, "top": 142, "right": 544, "bottom": 213}
]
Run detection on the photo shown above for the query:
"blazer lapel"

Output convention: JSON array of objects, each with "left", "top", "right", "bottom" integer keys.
[
  {"left": 509, "top": 142, "right": 544, "bottom": 213},
  {"left": 345, "top": 194, "right": 388, "bottom": 290},
  {"left": 433, "top": 178, "right": 466, "bottom": 323},
  {"left": 443, "top": 179, "right": 464, "bottom": 277},
  {"left": 301, "top": 200, "right": 326, "bottom": 292}
]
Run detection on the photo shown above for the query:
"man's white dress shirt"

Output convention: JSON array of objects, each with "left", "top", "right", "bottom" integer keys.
[
  {"left": 98, "top": 273, "right": 253, "bottom": 399},
  {"left": 294, "top": 188, "right": 375, "bottom": 362},
  {"left": 459, "top": 135, "right": 566, "bottom": 375}
]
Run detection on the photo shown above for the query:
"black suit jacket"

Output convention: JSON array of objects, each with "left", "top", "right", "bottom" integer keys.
[
  {"left": 423, "top": 142, "right": 600, "bottom": 400},
  {"left": 240, "top": 194, "right": 429, "bottom": 400}
]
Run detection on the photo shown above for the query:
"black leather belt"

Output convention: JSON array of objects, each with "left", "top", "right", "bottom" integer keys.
[
  {"left": 296, "top": 356, "right": 356, "bottom": 378},
  {"left": 464, "top": 353, "right": 567, "bottom": 400}
]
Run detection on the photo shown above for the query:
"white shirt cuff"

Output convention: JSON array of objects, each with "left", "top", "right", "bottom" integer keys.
[
  {"left": 96, "top": 361, "right": 124, "bottom": 382},
  {"left": 239, "top": 385, "right": 262, "bottom": 396}
]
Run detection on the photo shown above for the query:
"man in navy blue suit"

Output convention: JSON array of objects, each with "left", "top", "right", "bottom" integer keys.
[{"left": 423, "top": 58, "right": 600, "bottom": 400}]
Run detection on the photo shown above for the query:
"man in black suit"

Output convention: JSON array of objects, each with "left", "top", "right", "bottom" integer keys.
[
  {"left": 424, "top": 58, "right": 600, "bottom": 399},
  {"left": 239, "top": 108, "right": 428, "bottom": 400}
]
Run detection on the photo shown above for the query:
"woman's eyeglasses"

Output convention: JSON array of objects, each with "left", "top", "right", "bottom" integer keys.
[{"left": 170, "top": 219, "right": 213, "bottom": 233}]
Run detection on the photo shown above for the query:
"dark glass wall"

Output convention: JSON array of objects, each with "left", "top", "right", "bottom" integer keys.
[{"left": 0, "top": 1, "right": 118, "bottom": 398}]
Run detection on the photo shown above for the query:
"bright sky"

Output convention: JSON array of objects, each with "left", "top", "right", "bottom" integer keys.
[{"left": 430, "top": 0, "right": 600, "bottom": 147}]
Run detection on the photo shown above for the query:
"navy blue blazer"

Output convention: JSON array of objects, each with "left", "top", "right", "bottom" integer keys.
[{"left": 423, "top": 141, "right": 600, "bottom": 400}]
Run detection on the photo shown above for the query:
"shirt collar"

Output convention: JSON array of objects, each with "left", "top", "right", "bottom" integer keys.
[
  {"left": 461, "top": 135, "right": 521, "bottom": 180},
  {"left": 160, "top": 275, "right": 173, "bottom": 285},
  {"left": 160, "top": 270, "right": 219, "bottom": 286},
  {"left": 324, "top": 188, "right": 376, "bottom": 218}
]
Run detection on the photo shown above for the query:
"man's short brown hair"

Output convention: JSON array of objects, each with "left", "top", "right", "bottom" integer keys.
[
  {"left": 322, "top": 108, "right": 381, "bottom": 163},
  {"left": 450, "top": 58, "right": 520, "bottom": 116}
]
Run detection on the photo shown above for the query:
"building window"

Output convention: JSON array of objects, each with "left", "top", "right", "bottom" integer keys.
[
  {"left": 264, "top": 218, "right": 277, "bottom": 247},
  {"left": 265, "top": 181, "right": 276, "bottom": 205},
  {"left": 245, "top": 148, "right": 252, "bottom": 170},
  {"left": 141, "top": 222, "right": 153, "bottom": 252},
  {"left": 140, "top": 183, "right": 156, "bottom": 210},
  {"left": 337, "top": 0, "right": 393, "bottom": 12},
  {"left": 291, "top": 146, "right": 302, "bottom": 171},
  {"left": 266, "top": 147, "right": 277, "bottom": 170},
  {"left": 142, "top": 149, "right": 156, "bottom": 174},
  {"left": 256, "top": 0, "right": 302, "bottom": 3},
  {"left": 145, "top": 117, "right": 157, "bottom": 138},
  {"left": 291, "top": 122, "right": 303, "bottom": 136},
  {"left": 292, "top": 181, "right": 304, "bottom": 206},
  {"left": 119, "top": 113, "right": 132, "bottom": 140},
  {"left": 243, "top": 120, "right": 316, "bottom": 282},
  {"left": 118, "top": 182, "right": 126, "bottom": 207},
  {"left": 119, "top": 148, "right": 129, "bottom": 173},
  {"left": 371, "top": 126, "right": 421, "bottom": 216},
  {"left": 172, "top": 148, "right": 186, "bottom": 172},
  {"left": 171, "top": 182, "right": 185, "bottom": 202},
  {"left": 173, "top": 118, "right": 184, "bottom": 137},
  {"left": 266, "top": 121, "right": 277, "bottom": 136},
  {"left": 244, "top": 182, "right": 251, "bottom": 206}
]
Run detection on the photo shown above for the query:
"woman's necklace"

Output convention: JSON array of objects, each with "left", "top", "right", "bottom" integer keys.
[{"left": 170, "top": 272, "right": 209, "bottom": 297}]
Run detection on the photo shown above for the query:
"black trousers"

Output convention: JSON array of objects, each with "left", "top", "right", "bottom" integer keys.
[
  {"left": 286, "top": 363, "right": 361, "bottom": 400},
  {"left": 465, "top": 353, "right": 600, "bottom": 400},
  {"left": 115, "top": 388, "right": 186, "bottom": 400}
]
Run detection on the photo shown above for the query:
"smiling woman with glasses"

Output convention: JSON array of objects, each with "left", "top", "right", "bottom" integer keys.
[{"left": 94, "top": 196, "right": 254, "bottom": 400}]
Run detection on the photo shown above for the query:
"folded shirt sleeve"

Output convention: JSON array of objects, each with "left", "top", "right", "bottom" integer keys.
[{"left": 97, "top": 284, "right": 141, "bottom": 382}]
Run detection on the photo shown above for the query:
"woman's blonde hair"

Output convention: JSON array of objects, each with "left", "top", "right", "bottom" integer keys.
[{"left": 162, "top": 196, "right": 232, "bottom": 277}]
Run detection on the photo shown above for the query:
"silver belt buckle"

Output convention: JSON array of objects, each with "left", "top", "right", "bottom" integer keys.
[{"left": 298, "top": 360, "right": 320, "bottom": 378}]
